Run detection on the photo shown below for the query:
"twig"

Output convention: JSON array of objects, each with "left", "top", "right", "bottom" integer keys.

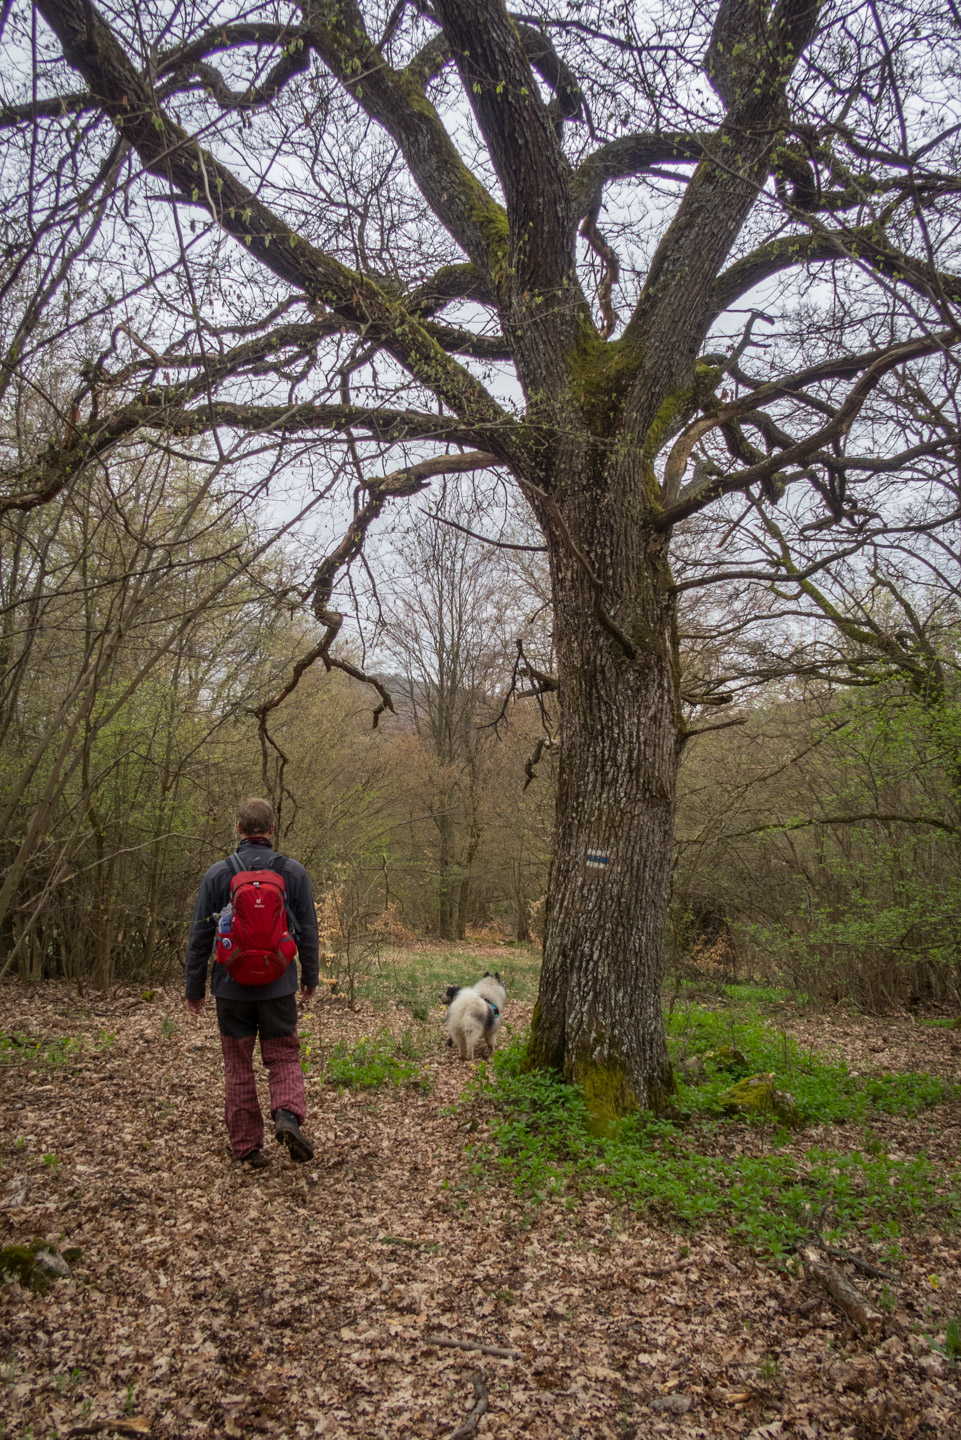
[
  {"left": 819, "top": 1243, "right": 899, "bottom": 1282},
  {"left": 635, "top": 1256, "right": 697, "bottom": 1278},
  {"left": 523, "top": 735, "right": 555, "bottom": 791},
  {"left": 424, "top": 508, "right": 546, "bottom": 552},
  {"left": 682, "top": 715, "right": 748, "bottom": 741},
  {"left": 66, "top": 1422, "right": 150, "bottom": 1438},
  {"left": 426, "top": 1334, "right": 522, "bottom": 1359},
  {"left": 446, "top": 1373, "right": 489, "bottom": 1440}
]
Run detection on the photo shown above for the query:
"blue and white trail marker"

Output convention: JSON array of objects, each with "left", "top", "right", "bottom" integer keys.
[{"left": 586, "top": 849, "right": 610, "bottom": 870}]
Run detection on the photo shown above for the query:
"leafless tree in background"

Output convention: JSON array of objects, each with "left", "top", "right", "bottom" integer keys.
[{"left": 374, "top": 487, "right": 525, "bottom": 938}]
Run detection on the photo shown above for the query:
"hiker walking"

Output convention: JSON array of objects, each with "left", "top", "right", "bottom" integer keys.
[{"left": 185, "top": 797, "right": 319, "bottom": 1167}]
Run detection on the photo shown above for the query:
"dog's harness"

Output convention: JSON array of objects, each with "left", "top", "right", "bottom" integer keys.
[{"left": 486, "top": 1001, "right": 500, "bottom": 1018}]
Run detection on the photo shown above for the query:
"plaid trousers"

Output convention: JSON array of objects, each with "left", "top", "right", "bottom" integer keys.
[{"left": 217, "top": 998, "right": 306, "bottom": 1158}]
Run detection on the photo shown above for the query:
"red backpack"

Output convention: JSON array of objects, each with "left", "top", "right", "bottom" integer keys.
[{"left": 214, "top": 853, "right": 298, "bottom": 986}]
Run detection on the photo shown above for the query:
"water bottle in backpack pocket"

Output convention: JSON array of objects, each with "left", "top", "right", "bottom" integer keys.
[
  {"left": 214, "top": 854, "right": 297, "bottom": 985},
  {"left": 215, "top": 902, "right": 235, "bottom": 959}
]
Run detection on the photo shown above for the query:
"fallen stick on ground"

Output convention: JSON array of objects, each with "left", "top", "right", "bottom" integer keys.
[
  {"left": 446, "top": 1373, "right": 489, "bottom": 1440},
  {"left": 67, "top": 1422, "right": 150, "bottom": 1437},
  {"left": 427, "top": 1334, "right": 522, "bottom": 1359},
  {"left": 635, "top": 1256, "right": 697, "bottom": 1278},
  {"left": 801, "top": 1246, "right": 872, "bottom": 1327},
  {"left": 818, "top": 1242, "right": 899, "bottom": 1282}
]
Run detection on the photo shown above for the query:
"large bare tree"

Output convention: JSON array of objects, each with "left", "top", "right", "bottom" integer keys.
[{"left": 3, "top": 0, "right": 960, "bottom": 1115}]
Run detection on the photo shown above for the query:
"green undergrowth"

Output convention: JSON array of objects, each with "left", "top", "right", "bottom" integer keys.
[
  {"left": 667, "top": 1002, "right": 958, "bottom": 1121},
  {"left": 0, "top": 1032, "right": 89, "bottom": 1067},
  {"left": 469, "top": 1021, "right": 961, "bottom": 1262},
  {"left": 354, "top": 944, "right": 541, "bottom": 1019},
  {"left": 722, "top": 982, "right": 799, "bottom": 1006},
  {"left": 667, "top": 978, "right": 803, "bottom": 1009},
  {"left": 321, "top": 1030, "right": 433, "bottom": 1092}
]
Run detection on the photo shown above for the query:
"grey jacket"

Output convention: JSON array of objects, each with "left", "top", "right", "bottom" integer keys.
[{"left": 184, "top": 838, "right": 320, "bottom": 1001}]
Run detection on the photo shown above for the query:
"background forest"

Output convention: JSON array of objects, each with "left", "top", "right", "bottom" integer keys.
[
  {"left": 2, "top": 434, "right": 957, "bottom": 1011},
  {"left": 1, "top": 0, "right": 959, "bottom": 1023}
]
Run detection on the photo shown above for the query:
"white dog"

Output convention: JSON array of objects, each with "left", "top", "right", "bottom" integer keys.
[{"left": 443, "top": 971, "right": 506, "bottom": 1060}]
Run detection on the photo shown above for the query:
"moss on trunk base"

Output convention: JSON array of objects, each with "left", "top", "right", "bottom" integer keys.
[{"left": 571, "top": 1050, "right": 642, "bottom": 1133}]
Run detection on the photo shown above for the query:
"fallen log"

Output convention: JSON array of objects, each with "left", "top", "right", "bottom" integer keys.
[
  {"left": 636, "top": 1256, "right": 697, "bottom": 1278},
  {"left": 800, "top": 1246, "right": 872, "bottom": 1327}
]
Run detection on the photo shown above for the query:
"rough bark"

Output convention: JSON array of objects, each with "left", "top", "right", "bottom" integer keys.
[{"left": 526, "top": 446, "right": 680, "bottom": 1118}]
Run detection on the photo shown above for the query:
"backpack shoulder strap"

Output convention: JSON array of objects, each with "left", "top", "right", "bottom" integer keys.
[
  {"left": 228, "top": 851, "right": 283, "bottom": 876},
  {"left": 266, "top": 854, "right": 299, "bottom": 933}
]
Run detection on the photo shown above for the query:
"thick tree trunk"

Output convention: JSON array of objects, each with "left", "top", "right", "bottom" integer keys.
[{"left": 528, "top": 456, "right": 680, "bottom": 1121}]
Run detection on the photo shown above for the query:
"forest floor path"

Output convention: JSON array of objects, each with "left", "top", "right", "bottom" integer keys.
[{"left": 2, "top": 974, "right": 961, "bottom": 1439}]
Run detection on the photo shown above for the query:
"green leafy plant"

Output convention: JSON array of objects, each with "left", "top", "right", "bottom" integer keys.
[
  {"left": 53, "top": 1367, "right": 83, "bottom": 1394},
  {"left": 877, "top": 1282, "right": 898, "bottom": 1313},
  {"left": 757, "top": 1356, "right": 782, "bottom": 1384},
  {"left": 471, "top": 1039, "right": 961, "bottom": 1262},
  {"left": 325, "top": 1030, "right": 432, "bottom": 1091},
  {"left": 665, "top": 1002, "right": 958, "bottom": 1124},
  {"left": 0, "top": 1033, "right": 83, "bottom": 1068},
  {"left": 932, "top": 1318, "right": 961, "bottom": 1362}
]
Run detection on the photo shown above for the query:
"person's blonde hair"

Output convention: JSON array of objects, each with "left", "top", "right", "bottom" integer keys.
[{"left": 236, "top": 796, "right": 275, "bottom": 836}]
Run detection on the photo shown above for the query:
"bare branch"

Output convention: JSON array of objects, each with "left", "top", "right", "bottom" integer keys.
[
  {"left": 656, "top": 330, "right": 961, "bottom": 528},
  {"left": 35, "top": 0, "right": 516, "bottom": 454}
]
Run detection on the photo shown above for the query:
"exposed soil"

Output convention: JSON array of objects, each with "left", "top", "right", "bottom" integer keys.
[{"left": 2, "top": 982, "right": 960, "bottom": 1439}]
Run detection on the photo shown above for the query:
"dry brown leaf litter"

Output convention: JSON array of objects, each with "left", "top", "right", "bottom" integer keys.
[{"left": 1, "top": 983, "right": 960, "bottom": 1439}]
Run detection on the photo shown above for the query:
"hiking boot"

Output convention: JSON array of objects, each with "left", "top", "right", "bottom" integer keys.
[
  {"left": 274, "top": 1108, "right": 314, "bottom": 1163},
  {"left": 228, "top": 1146, "right": 269, "bottom": 1169}
]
